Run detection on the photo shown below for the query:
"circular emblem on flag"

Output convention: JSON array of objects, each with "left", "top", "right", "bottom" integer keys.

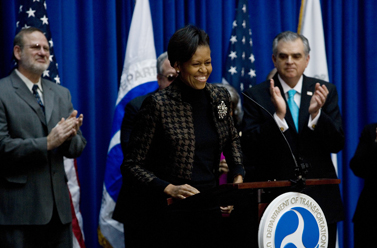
[{"left": 258, "top": 192, "right": 328, "bottom": 248}]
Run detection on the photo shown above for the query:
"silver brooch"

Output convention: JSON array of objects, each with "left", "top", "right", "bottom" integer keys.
[{"left": 217, "top": 101, "right": 227, "bottom": 119}]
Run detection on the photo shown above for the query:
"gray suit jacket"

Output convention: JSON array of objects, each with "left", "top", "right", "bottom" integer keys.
[{"left": 0, "top": 70, "right": 86, "bottom": 225}]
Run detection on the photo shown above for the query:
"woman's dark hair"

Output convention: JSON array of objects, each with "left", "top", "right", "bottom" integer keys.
[{"left": 167, "top": 25, "right": 210, "bottom": 68}]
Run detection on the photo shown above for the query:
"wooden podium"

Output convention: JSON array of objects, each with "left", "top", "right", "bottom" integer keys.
[
  {"left": 167, "top": 178, "right": 340, "bottom": 221},
  {"left": 166, "top": 179, "right": 340, "bottom": 248}
]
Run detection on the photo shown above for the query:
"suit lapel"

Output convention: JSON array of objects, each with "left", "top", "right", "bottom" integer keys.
[
  {"left": 274, "top": 76, "right": 297, "bottom": 132},
  {"left": 206, "top": 84, "right": 226, "bottom": 151},
  {"left": 42, "top": 79, "right": 55, "bottom": 126},
  {"left": 11, "top": 71, "right": 47, "bottom": 126},
  {"left": 299, "top": 76, "right": 315, "bottom": 131}
]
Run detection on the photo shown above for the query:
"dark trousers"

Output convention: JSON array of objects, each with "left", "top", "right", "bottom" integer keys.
[
  {"left": 0, "top": 207, "right": 73, "bottom": 248},
  {"left": 124, "top": 205, "right": 223, "bottom": 248},
  {"left": 353, "top": 221, "right": 374, "bottom": 248}
]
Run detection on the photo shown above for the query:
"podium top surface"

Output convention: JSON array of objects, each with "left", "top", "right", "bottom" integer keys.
[
  {"left": 221, "top": 178, "right": 341, "bottom": 190},
  {"left": 166, "top": 178, "right": 340, "bottom": 206}
]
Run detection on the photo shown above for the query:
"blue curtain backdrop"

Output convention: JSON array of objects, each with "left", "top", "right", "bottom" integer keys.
[{"left": 0, "top": 0, "right": 376, "bottom": 247}]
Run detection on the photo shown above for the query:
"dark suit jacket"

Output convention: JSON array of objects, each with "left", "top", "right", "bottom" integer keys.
[
  {"left": 350, "top": 123, "right": 377, "bottom": 223},
  {"left": 120, "top": 93, "right": 151, "bottom": 154},
  {"left": 113, "top": 79, "right": 244, "bottom": 222},
  {"left": 0, "top": 70, "right": 86, "bottom": 225},
  {"left": 242, "top": 74, "right": 345, "bottom": 223}
]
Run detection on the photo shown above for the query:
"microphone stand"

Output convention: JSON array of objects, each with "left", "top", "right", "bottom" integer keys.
[{"left": 242, "top": 92, "right": 309, "bottom": 192}]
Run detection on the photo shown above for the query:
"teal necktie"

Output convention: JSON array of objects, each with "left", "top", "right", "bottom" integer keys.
[{"left": 287, "top": 89, "right": 299, "bottom": 131}]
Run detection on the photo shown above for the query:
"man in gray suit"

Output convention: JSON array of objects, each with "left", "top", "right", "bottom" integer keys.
[{"left": 0, "top": 27, "right": 86, "bottom": 247}]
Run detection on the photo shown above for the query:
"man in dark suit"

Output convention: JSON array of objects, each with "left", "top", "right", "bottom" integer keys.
[
  {"left": 242, "top": 31, "right": 344, "bottom": 248},
  {"left": 350, "top": 123, "right": 377, "bottom": 247},
  {"left": 120, "top": 51, "right": 176, "bottom": 153},
  {"left": 0, "top": 27, "right": 86, "bottom": 247}
]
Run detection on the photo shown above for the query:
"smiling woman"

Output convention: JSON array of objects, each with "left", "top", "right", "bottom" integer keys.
[
  {"left": 176, "top": 45, "right": 212, "bottom": 89},
  {"left": 114, "top": 25, "right": 245, "bottom": 248}
]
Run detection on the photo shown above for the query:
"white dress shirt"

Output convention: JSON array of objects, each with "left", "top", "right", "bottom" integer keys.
[{"left": 273, "top": 74, "right": 320, "bottom": 132}]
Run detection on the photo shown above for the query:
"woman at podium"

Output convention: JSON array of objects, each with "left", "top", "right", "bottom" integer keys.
[{"left": 114, "top": 25, "right": 245, "bottom": 248}]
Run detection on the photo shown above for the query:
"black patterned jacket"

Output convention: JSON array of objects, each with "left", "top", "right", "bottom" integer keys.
[{"left": 121, "top": 79, "right": 245, "bottom": 193}]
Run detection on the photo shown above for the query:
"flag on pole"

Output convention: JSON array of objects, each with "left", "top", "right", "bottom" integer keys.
[
  {"left": 298, "top": 0, "right": 329, "bottom": 82},
  {"left": 16, "top": 1, "right": 85, "bottom": 248},
  {"left": 223, "top": 0, "right": 257, "bottom": 98},
  {"left": 98, "top": 0, "right": 158, "bottom": 247},
  {"left": 297, "top": 0, "right": 339, "bottom": 176}
]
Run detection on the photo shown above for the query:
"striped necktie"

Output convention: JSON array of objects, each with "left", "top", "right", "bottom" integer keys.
[{"left": 32, "top": 84, "right": 45, "bottom": 114}]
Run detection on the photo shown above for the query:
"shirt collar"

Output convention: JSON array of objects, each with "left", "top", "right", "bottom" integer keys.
[
  {"left": 15, "top": 69, "right": 43, "bottom": 93},
  {"left": 278, "top": 74, "right": 303, "bottom": 95}
]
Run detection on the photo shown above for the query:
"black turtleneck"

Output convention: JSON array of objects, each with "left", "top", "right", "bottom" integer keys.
[{"left": 179, "top": 80, "right": 219, "bottom": 192}]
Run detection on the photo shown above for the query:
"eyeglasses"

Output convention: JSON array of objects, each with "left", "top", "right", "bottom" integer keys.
[
  {"left": 26, "top": 44, "right": 50, "bottom": 53},
  {"left": 160, "top": 74, "right": 177, "bottom": 82}
]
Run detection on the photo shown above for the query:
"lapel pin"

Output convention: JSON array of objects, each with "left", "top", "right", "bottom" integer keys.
[
  {"left": 217, "top": 101, "right": 227, "bottom": 119},
  {"left": 307, "top": 91, "right": 313, "bottom": 96}
]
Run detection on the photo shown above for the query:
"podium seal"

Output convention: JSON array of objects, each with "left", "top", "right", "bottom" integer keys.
[{"left": 258, "top": 192, "right": 328, "bottom": 248}]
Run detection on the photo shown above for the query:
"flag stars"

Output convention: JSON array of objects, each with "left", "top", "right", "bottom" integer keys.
[
  {"left": 229, "top": 51, "right": 237, "bottom": 60},
  {"left": 54, "top": 75, "right": 60, "bottom": 84},
  {"left": 49, "top": 39, "right": 53, "bottom": 48},
  {"left": 40, "top": 15, "right": 48, "bottom": 25},
  {"left": 229, "top": 66, "right": 237, "bottom": 75},
  {"left": 225, "top": 1, "right": 256, "bottom": 90},
  {"left": 230, "top": 35, "right": 237, "bottom": 44},
  {"left": 249, "top": 54, "right": 255, "bottom": 63},
  {"left": 248, "top": 69, "right": 256, "bottom": 78},
  {"left": 26, "top": 8, "right": 36, "bottom": 18},
  {"left": 49, "top": 55, "right": 54, "bottom": 62},
  {"left": 19, "top": 5, "right": 23, "bottom": 13},
  {"left": 43, "top": 70, "right": 50, "bottom": 77},
  {"left": 22, "top": 24, "right": 30, "bottom": 29},
  {"left": 16, "top": 21, "right": 19, "bottom": 28}
]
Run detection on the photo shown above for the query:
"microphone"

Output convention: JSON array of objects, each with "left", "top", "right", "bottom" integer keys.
[{"left": 242, "top": 92, "right": 309, "bottom": 190}]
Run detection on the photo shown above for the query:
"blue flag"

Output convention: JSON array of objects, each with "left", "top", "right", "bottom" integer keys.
[
  {"left": 223, "top": 0, "right": 256, "bottom": 97},
  {"left": 98, "top": 0, "right": 158, "bottom": 247}
]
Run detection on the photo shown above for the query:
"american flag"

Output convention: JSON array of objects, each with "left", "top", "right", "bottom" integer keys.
[
  {"left": 15, "top": 1, "right": 85, "bottom": 248},
  {"left": 223, "top": 0, "right": 256, "bottom": 97}
]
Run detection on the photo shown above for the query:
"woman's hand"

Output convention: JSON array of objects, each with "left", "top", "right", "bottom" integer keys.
[
  {"left": 219, "top": 159, "right": 229, "bottom": 174},
  {"left": 233, "top": 174, "right": 243, "bottom": 184},
  {"left": 164, "top": 184, "right": 200, "bottom": 199},
  {"left": 220, "top": 205, "right": 234, "bottom": 215}
]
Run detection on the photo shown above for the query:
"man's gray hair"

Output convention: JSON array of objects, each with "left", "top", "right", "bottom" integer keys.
[
  {"left": 156, "top": 51, "right": 168, "bottom": 75},
  {"left": 272, "top": 31, "right": 311, "bottom": 57},
  {"left": 13, "top": 27, "right": 45, "bottom": 62}
]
